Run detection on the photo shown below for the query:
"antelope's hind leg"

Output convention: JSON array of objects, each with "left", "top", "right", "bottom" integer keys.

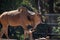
[
  {"left": 0, "top": 31, "right": 3, "bottom": 40},
  {"left": 0, "top": 25, "right": 9, "bottom": 40}
]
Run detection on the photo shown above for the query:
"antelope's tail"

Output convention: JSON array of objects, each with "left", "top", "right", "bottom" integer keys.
[{"left": 0, "top": 16, "right": 1, "bottom": 23}]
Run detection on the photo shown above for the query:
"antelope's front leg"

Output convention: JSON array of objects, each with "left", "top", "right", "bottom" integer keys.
[
  {"left": 28, "top": 30, "right": 33, "bottom": 40},
  {"left": 24, "top": 30, "right": 27, "bottom": 40}
]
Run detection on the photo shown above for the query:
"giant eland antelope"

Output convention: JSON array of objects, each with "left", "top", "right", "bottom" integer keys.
[{"left": 0, "top": 6, "right": 42, "bottom": 40}]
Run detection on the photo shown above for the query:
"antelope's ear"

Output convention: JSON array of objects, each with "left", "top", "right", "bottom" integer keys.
[
  {"left": 17, "top": 7, "right": 21, "bottom": 12},
  {"left": 46, "top": 36, "right": 50, "bottom": 39},
  {"left": 17, "top": 6, "right": 27, "bottom": 12}
]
